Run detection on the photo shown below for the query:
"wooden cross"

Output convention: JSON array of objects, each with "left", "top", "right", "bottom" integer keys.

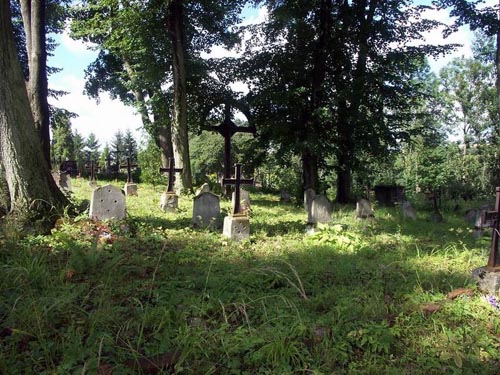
[
  {"left": 159, "top": 158, "right": 183, "bottom": 193},
  {"left": 203, "top": 105, "right": 256, "bottom": 194},
  {"left": 223, "top": 163, "right": 254, "bottom": 215},
  {"left": 119, "top": 156, "right": 138, "bottom": 183},
  {"left": 486, "top": 187, "right": 500, "bottom": 271}
]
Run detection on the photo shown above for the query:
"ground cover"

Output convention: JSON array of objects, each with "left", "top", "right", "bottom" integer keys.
[{"left": 1, "top": 178, "right": 499, "bottom": 374}]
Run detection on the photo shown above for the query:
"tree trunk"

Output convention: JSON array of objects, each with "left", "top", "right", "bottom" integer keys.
[
  {"left": 20, "top": 0, "right": 51, "bottom": 165},
  {"left": 166, "top": 0, "right": 193, "bottom": 192},
  {"left": 496, "top": 0, "right": 500, "bottom": 139},
  {"left": 0, "top": 1, "right": 67, "bottom": 232},
  {"left": 302, "top": 151, "right": 319, "bottom": 192}
]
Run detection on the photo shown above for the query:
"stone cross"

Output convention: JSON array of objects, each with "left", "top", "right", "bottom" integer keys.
[
  {"left": 223, "top": 164, "right": 254, "bottom": 215},
  {"left": 159, "top": 158, "right": 183, "bottom": 193},
  {"left": 204, "top": 105, "right": 256, "bottom": 194},
  {"left": 120, "top": 157, "right": 137, "bottom": 183},
  {"left": 484, "top": 187, "right": 500, "bottom": 271}
]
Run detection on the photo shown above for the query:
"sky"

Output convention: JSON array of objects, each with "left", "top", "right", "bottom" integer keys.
[{"left": 47, "top": 2, "right": 496, "bottom": 148}]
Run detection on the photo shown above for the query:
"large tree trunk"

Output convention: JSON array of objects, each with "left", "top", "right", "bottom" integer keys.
[
  {"left": 166, "top": 0, "right": 193, "bottom": 192},
  {"left": 496, "top": 0, "right": 500, "bottom": 139},
  {"left": 20, "top": 0, "right": 51, "bottom": 165},
  {"left": 1, "top": 1, "right": 67, "bottom": 232}
]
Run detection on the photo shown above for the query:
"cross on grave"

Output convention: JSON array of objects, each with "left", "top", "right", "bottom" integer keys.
[
  {"left": 223, "top": 164, "right": 254, "bottom": 215},
  {"left": 203, "top": 105, "right": 256, "bottom": 195},
  {"left": 119, "top": 156, "right": 138, "bottom": 183},
  {"left": 482, "top": 187, "right": 500, "bottom": 271},
  {"left": 105, "top": 154, "right": 112, "bottom": 172},
  {"left": 88, "top": 160, "right": 98, "bottom": 183},
  {"left": 159, "top": 158, "right": 183, "bottom": 193}
]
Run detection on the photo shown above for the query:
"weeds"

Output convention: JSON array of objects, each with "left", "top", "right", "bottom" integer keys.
[{"left": 1, "top": 179, "right": 500, "bottom": 373}]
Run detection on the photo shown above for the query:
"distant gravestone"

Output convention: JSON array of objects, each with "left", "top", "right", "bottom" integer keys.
[
  {"left": 280, "top": 190, "right": 291, "bottom": 202},
  {"left": 356, "top": 198, "right": 374, "bottom": 219},
  {"left": 310, "top": 194, "right": 333, "bottom": 224},
  {"left": 59, "top": 172, "right": 72, "bottom": 192},
  {"left": 89, "top": 184, "right": 126, "bottom": 221},
  {"left": 402, "top": 200, "right": 417, "bottom": 220},
  {"left": 195, "top": 183, "right": 211, "bottom": 196},
  {"left": 193, "top": 192, "right": 221, "bottom": 229},
  {"left": 304, "top": 188, "right": 316, "bottom": 211}
]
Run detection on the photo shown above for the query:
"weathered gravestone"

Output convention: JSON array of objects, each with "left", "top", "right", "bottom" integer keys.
[
  {"left": 356, "top": 198, "right": 374, "bottom": 219},
  {"left": 192, "top": 191, "right": 221, "bottom": 229},
  {"left": 222, "top": 164, "right": 254, "bottom": 240},
  {"left": 159, "top": 158, "right": 182, "bottom": 212},
  {"left": 195, "top": 183, "right": 211, "bottom": 196},
  {"left": 472, "top": 187, "right": 500, "bottom": 293},
  {"left": 309, "top": 194, "right": 333, "bottom": 224},
  {"left": 52, "top": 171, "right": 72, "bottom": 193},
  {"left": 89, "top": 184, "right": 126, "bottom": 221},
  {"left": 402, "top": 200, "right": 417, "bottom": 220}
]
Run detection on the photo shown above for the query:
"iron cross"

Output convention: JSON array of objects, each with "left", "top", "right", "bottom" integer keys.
[
  {"left": 487, "top": 187, "right": 500, "bottom": 271},
  {"left": 159, "top": 158, "right": 183, "bottom": 193},
  {"left": 120, "top": 156, "right": 138, "bottom": 183},
  {"left": 223, "top": 164, "right": 254, "bottom": 215}
]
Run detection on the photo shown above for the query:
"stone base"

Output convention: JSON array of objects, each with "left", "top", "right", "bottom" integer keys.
[
  {"left": 124, "top": 183, "right": 138, "bottom": 196},
  {"left": 160, "top": 192, "right": 178, "bottom": 212},
  {"left": 472, "top": 266, "right": 500, "bottom": 293},
  {"left": 223, "top": 215, "right": 250, "bottom": 241}
]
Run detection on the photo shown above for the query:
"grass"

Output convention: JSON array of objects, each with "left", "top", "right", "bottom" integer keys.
[{"left": 1, "top": 177, "right": 500, "bottom": 374}]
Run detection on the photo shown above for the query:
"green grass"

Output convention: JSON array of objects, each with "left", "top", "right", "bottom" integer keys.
[{"left": 1, "top": 177, "right": 500, "bottom": 374}]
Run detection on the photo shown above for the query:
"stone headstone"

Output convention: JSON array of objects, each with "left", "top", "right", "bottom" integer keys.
[
  {"left": 195, "top": 183, "right": 211, "bottom": 196},
  {"left": 59, "top": 172, "right": 72, "bottom": 192},
  {"left": 356, "top": 199, "right": 374, "bottom": 219},
  {"left": 89, "top": 184, "right": 126, "bottom": 221},
  {"left": 280, "top": 190, "right": 291, "bottom": 202},
  {"left": 124, "top": 182, "right": 138, "bottom": 196},
  {"left": 402, "top": 200, "right": 416, "bottom": 220},
  {"left": 160, "top": 191, "right": 178, "bottom": 212},
  {"left": 232, "top": 189, "right": 251, "bottom": 216},
  {"left": 310, "top": 194, "right": 332, "bottom": 224},
  {"left": 304, "top": 188, "right": 316, "bottom": 211},
  {"left": 472, "top": 266, "right": 500, "bottom": 293},
  {"left": 429, "top": 210, "right": 443, "bottom": 223},
  {"left": 193, "top": 192, "right": 221, "bottom": 229},
  {"left": 223, "top": 215, "right": 250, "bottom": 241}
]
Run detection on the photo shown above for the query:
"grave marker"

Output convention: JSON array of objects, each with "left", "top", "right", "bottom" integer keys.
[
  {"left": 88, "top": 160, "right": 98, "bottom": 188},
  {"left": 203, "top": 104, "right": 256, "bottom": 195},
  {"left": 310, "top": 194, "right": 333, "bottom": 224},
  {"left": 89, "top": 184, "right": 126, "bottom": 221},
  {"left": 472, "top": 187, "right": 500, "bottom": 293},
  {"left": 159, "top": 158, "right": 183, "bottom": 212},
  {"left": 120, "top": 156, "right": 138, "bottom": 196},
  {"left": 192, "top": 191, "right": 221, "bottom": 229},
  {"left": 222, "top": 164, "right": 254, "bottom": 240}
]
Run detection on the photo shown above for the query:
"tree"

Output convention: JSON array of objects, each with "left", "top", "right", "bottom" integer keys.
[
  {"left": 123, "top": 128, "right": 138, "bottom": 161},
  {"left": 85, "top": 132, "right": 100, "bottom": 161},
  {"left": 1, "top": 0, "right": 67, "bottom": 231},
  {"left": 110, "top": 130, "right": 125, "bottom": 164},
  {"left": 241, "top": 0, "right": 451, "bottom": 203},
  {"left": 51, "top": 108, "right": 76, "bottom": 162}
]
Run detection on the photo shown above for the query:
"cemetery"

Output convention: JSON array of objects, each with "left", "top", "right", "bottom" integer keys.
[{"left": 4, "top": 0, "right": 500, "bottom": 373}]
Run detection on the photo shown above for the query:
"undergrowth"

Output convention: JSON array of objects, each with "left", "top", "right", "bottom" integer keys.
[{"left": 1, "top": 178, "right": 499, "bottom": 374}]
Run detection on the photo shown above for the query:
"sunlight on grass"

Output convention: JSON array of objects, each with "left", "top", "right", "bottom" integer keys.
[{"left": 1, "top": 178, "right": 500, "bottom": 374}]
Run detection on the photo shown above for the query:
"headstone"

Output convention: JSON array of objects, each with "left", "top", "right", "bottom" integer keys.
[
  {"left": 193, "top": 192, "right": 221, "bottom": 229},
  {"left": 355, "top": 198, "right": 374, "bottom": 219},
  {"left": 402, "top": 200, "right": 416, "bottom": 220},
  {"left": 309, "top": 194, "right": 333, "bottom": 224},
  {"left": 429, "top": 210, "right": 443, "bottom": 223},
  {"left": 160, "top": 192, "right": 179, "bottom": 213},
  {"left": 280, "top": 190, "right": 291, "bottom": 202},
  {"left": 222, "top": 164, "right": 254, "bottom": 240},
  {"left": 232, "top": 189, "right": 251, "bottom": 216},
  {"left": 124, "top": 182, "right": 138, "bottom": 196},
  {"left": 304, "top": 188, "right": 316, "bottom": 211},
  {"left": 195, "top": 183, "right": 211, "bottom": 196},
  {"left": 89, "top": 184, "right": 126, "bottom": 221},
  {"left": 159, "top": 158, "right": 183, "bottom": 211},
  {"left": 374, "top": 185, "right": 405, "bottom": 206}
]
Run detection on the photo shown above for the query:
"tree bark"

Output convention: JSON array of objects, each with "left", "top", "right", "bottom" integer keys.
[
  {"left": 496, "top": 0, "right": 500, "bottom": 139},
  {"left": 20, "top": 0, "right": 51, "bottom": 165},
  {"left": 166, "top": 0, "right": 193, "bottom": 192},
  {"left": 0, "top": 0, "right": 67, "bottom": 231}
]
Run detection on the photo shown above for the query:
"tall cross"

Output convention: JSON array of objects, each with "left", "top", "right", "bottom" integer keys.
[
  {"left": 204, "top": 105, "right": 256, "bottom": 194},
  {"left": 486, "top": 187, "right": 500, "bottom": 271},
  {"left": 159, "top": 158, "right": 183, "bottom": 193},
  {"left": 223, "top": 164, "right": 254, "bottom": 215},
  {"left": 120, "top": 156, "right": 137, "bottom": 183},
  {"left": 89, "top": 160, "right": 97, "bottom": 183}
]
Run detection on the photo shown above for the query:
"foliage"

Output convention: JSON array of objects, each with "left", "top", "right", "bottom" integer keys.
[
  {"left": 137, "top": 138, "right": 163, "bottom": 186},
  {"left": 1, "top": 178, "right": 500, "bottom": 374}
]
